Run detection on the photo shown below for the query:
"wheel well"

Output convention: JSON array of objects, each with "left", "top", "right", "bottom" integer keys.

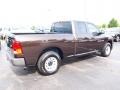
[{"left": 36, "top": 47, "right": 64, "bottom": 65}]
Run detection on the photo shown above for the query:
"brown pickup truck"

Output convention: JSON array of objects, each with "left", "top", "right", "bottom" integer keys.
[{"left": 6, "top": 21, "right": 113, "bottom": 75}]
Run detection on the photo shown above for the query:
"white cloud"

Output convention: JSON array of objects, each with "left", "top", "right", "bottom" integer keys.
[{"left": 0, "top": 0, "right": 120, "bottom": 27}]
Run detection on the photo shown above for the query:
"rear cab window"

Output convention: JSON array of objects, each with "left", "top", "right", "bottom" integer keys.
[{"left": 51, "top": 21, "right": 72, "bottom": 34}]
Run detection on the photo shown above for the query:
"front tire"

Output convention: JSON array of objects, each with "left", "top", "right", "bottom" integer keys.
[
  {"left": 101, "top": 43, "right": 112, "bottom": 57},
  {"left": 37, "top": 51, "right": 61, "bottom": 75}
]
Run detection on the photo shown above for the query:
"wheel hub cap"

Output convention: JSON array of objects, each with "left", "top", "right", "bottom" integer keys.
[
  {"left": 45, "top": 57, "right": 58, "bottom": 72},
  {"left": 105, "top": 46, "right": 111, "bottom": 55}
]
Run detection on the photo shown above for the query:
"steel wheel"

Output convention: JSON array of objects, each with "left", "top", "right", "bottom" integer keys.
[
  {"left": 37, "top": 51, "right": 61, "bottom": 75},
  {"left": 105, "top": 45, "right": 111, "bottom": 56},
  {"left": 116, "top": 36, "right": 119, "bottom": 42},
  {"left": 44, "top": 57, "right": 58, "bottom": 72},
  {"left": 101, "top": 43, "right": 112, "bottom": 57}
]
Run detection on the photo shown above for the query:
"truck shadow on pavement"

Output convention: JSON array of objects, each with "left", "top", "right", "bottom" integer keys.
[
  {"left": 10, "top": 66, "right": 37, "bottom": 76},
  {"left": 10, "top": 54, "right": 97, "bottom": 76}
]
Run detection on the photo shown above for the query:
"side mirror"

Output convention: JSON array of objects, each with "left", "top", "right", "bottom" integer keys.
[
  {"left": 92, "top": 31, "right": 105, "bottom": 36},
  {"left": 92, "top": 32, "right": 99, "bottom": 36}
]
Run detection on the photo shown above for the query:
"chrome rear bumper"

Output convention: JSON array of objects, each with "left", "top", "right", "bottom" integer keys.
[{"left": 6, "top": 48, "right": 25, "bottom": 66}]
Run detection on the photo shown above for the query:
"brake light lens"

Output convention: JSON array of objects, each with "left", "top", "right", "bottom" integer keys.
[{"left": 12, "top": 40, "right": 23, "bottom": 55}]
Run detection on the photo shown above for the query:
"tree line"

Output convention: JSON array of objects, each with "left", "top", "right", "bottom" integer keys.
[{"left": 99, "top": 18, "right": 119, "bottom": 28}]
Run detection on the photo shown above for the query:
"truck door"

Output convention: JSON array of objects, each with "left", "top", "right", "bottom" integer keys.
[
  {"left": 74, "top": 21, "right": 93, "bottom": 54},
  {"left": 86, "top": 23, "right": 105, "bottom": 50}
]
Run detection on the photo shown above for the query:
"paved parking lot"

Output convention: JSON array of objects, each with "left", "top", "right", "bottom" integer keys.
[{"left": 0, "top": 41, "right": 120, "bottom": 90}]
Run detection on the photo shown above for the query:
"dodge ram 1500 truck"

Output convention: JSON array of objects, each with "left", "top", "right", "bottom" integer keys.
[{"left": 6, "top": 21, "right": 113, "bottom": 75}]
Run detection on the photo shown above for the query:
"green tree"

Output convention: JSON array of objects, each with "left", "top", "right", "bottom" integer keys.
[
  {"left": 108, "top": 18, "right": 119, "bottom": 28},
  {"left": 31, "top": 26, "right": 36, "bottom": 30},
  {"left": 101, "top": 24, "right": 107, "bottom": 28}
]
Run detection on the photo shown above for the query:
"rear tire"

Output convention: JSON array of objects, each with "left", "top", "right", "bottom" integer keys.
[
  {"left": 101, "top": 43, "right": 111, "bottom": 57},
  {"left": 37, "top": 51, "right": 61, "bottom": 75}
]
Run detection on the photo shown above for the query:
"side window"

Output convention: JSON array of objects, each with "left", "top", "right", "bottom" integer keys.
[
  {"left": 87, "top": 23, "right": 99, "bottom": 34},
  {"left": 51, "top": 22, "right": 72, "bottom": 34},
  {"left": 75, "top": 22, "right": 87, "bottom": 37}
]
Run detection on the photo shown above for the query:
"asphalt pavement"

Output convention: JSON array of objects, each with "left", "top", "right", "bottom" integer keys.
[{"left": 0, "top": 41, "right": 120, "bottom": 90}]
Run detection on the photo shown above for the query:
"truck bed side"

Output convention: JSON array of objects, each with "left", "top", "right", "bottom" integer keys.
[{"left": 13, "top": 33, "right": 75, "bottom": 66}]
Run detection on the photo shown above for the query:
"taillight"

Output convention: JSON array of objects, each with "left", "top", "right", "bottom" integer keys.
[{"left": 12, "top": 40, "right": 23, "bottom": 55}]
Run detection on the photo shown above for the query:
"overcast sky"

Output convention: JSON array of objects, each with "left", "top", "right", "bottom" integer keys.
[{"left": 0, "top": 0, "right": 120, "bottom": 27}]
